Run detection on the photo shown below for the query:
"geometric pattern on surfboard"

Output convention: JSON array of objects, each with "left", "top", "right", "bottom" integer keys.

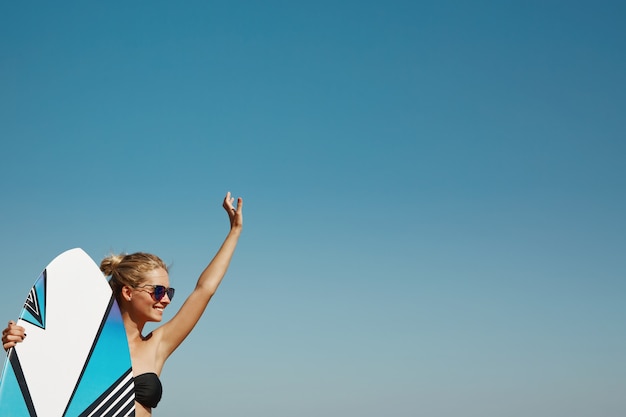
[
  {"left": 20, "top": 270, "right": 47, "bottom": 330},
  {"left": 0, "top": 350, "right": 34, "bottom": 416},
  {"left": 64, "top": 296, "right": 136, "bottom": 417},
  {"left": 76, "top": 369, "right": 135, "bottom": 417},
  {"left": 0, "top": 359, "right": 134, "bottom": 417},
  {"left": 0, "top": 295, "right": 135, "bottom": 416}
]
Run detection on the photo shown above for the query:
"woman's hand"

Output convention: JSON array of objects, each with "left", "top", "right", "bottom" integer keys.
[
  {"left": 223, "top": 192, "right": 243, "bottom": 231},
  {"left": 2, "top": 320, "right": 26, "bottom": 351}
]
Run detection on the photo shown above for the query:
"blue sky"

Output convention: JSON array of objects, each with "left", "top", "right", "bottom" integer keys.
[{"left": 1, "top": 1, "right": 625, "bottom": 416}]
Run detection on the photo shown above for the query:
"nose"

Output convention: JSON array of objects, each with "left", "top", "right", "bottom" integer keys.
[{"left": 161, "top": 292, "right": 172, "bottom": 304}]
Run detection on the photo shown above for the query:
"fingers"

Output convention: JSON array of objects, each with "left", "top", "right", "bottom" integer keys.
[
  {"left": 2, "top": 321, "right": 16, "bottom": 337},
  {"left": 236, "top": 197, "right": 243, "bottom": 214},
  {"left": 223, "top": 193, "right": 243, "bottom": 229},
  {"left": 3, "top": 321, "right": 26, "bottom": 337},
  {"left": 2, "top": 321, "right": 26, "bottom": 351},
  {"left": 223, "top": 192, "right": 234, "bottom": 209},
  {"left": 223, "top": 192, "right": 240, "bottom": 212},
  {"left": 3, "top": 339, "right": 20, "bottom": 350}
]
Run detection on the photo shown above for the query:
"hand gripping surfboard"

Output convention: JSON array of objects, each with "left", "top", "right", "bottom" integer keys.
[{"left": 0, "top": 248, "right": 135, "bottom": 416}]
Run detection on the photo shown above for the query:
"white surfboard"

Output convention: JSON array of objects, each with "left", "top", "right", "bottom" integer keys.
[{"left": 0, "top": 248, "right": 135, "bottom": 416}]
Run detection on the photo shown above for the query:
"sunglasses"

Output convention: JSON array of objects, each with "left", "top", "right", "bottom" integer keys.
[{"left": 135, "top": 284, "right": 175, "bottom": 301}]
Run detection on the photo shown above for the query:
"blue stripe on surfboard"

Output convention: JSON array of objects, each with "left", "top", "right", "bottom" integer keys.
[
  {"left": 21, "top": 270, "right": 47, "bottom": 329},
  {"left": 63, "top": 296, "right": 135, "bottom": 417},
  {"left": 0, "top": 350, "right": 37, "bottom": 416}
]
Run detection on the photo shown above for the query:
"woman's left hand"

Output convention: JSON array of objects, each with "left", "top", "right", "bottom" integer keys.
[{"left": 223, "top": 192, "right": 243, "bottom": 230}]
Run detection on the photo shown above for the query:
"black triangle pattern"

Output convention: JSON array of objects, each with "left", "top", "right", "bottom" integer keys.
[{"left": 22, "top": 270, "right": 46, "bottom": 329}]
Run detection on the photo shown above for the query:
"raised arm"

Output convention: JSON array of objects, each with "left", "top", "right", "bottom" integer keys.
[{"left": 156, "top": 192, "right": 243, "bottom": 358}]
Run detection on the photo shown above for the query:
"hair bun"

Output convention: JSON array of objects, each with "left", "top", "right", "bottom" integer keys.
[{"left": 100, "top": 253, "right": 125, "bottom": 276}]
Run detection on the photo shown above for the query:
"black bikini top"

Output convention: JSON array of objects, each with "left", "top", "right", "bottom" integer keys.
[{"left": 134, "top": 372, "right": 163, "bottom": 409}]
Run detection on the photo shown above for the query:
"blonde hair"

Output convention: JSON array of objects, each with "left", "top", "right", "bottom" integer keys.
[{"left": 100, "top": 252, "right": 168, "bottom": 300}]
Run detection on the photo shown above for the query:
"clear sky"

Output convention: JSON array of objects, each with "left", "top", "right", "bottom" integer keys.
[{"left": 1, "top": 1, "right": 625, "bottom": 416}]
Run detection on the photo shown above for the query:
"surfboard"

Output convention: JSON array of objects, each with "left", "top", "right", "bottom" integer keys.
[{"left": 0, "top": 248, "right": 135, "bottom": 417}]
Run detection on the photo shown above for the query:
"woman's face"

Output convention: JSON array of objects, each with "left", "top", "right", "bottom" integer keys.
[{"left": 131, "top": 267, "right": 172, "bottom": 322}]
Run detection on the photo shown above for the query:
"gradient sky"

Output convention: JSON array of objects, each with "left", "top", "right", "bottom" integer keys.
[{"left": 1, "top": 1, "right": 625, "bottom": 416}]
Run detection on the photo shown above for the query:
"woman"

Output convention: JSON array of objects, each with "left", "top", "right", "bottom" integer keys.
[{"left": 2, "top": 192, "right": 243, "bottom": 416}]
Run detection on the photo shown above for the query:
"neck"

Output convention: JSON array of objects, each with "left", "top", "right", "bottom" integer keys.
[{"left": 121, "top": 309, "right": 147, "bottom": 342}]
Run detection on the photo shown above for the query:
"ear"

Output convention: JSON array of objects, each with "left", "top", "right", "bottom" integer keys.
[{"left": 121, "top": 285, "right": 134, "bottom": 302}]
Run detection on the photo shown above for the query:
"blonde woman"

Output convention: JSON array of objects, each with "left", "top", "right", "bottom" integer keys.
[{"left": 2, "top": 192, "right": 243, "bottom": 416}]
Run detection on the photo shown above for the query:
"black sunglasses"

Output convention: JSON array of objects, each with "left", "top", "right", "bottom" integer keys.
[{"left": 135, "top": 284, "right": 175, "bottom": 301}]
